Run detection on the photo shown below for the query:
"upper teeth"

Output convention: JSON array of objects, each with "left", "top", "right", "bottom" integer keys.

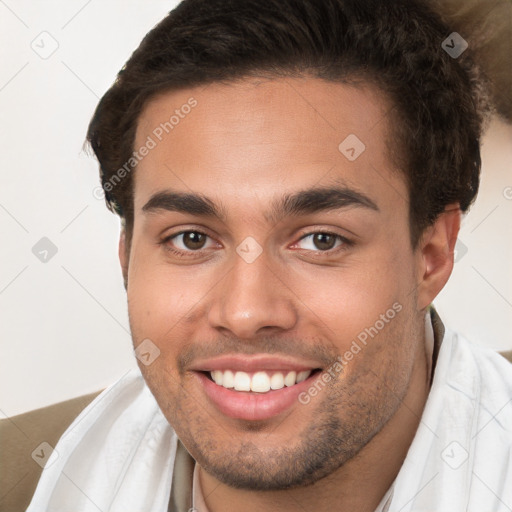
[{"left": 210, "top": 370, "right": 312, "bottom": 393}]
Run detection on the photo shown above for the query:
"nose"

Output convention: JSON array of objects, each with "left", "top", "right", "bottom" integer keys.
[{"left": 207, "top": 252, "right": 298, "bottom": 339}]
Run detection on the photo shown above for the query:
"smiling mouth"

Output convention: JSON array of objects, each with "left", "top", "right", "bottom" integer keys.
[{"left": 203, "top": 369, "right": 322, "bottom": 393}]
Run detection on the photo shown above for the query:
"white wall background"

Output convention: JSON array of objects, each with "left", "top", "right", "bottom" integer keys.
[{"left": 1, "top": 0, "right": 511, "bottom": 417}]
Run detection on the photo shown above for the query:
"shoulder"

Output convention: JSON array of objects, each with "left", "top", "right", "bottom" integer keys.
[
  {"left": 444, "top": 330, "right": 512, "bottom": 432},
  {"left": 0, "top": 391, "right": 102, "bottom": 512},
  {"left": 456, "top": 332, "right": 512, "bottom": 385},
  {"left": 23, "top": 370, "right": 177, "bottom": 511},
  {"left": 0, "top": 370, "right": 156, "bottom": 512},
  {"left": 447, "top": 329, "right": 512, "bottom": 390}
]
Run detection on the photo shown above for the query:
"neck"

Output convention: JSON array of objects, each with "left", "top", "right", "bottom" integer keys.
[{"left": 198, "top": 338, "right": 432, "bottom": 512}]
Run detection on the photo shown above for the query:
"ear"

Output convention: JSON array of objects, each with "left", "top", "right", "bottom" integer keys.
[
  {"left": 119, "top": 228, "right": 129, "bottom": 290},
  {"left": 415, "top": 203, "right": 461, "bottom": 310}
]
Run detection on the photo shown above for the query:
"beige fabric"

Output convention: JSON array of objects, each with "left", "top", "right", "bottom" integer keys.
[
  {"left": 0, "top": 392, "right": 101, "bottom": 512},
  {"left": 167, "top": 441, "right": 195, "bottom": 512},
  {"left": 501, "top": 350, "right": 512, "bottom": 363},
  {"left": 1, "top": 340, "right": 510, "bottom": 511}
]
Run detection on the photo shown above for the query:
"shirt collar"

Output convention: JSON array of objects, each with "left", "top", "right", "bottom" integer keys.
[{"left": 169, "top": 308, "right": 446, "bottom": 512}]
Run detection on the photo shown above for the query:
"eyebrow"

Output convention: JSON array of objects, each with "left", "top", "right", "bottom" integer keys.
[
  {"left": 142, "top": 191, "right": 223, "bottom": 219},
  {"left": 271, "top": 186, "right": 379, "bottom": 222},
  {"left": 141, "top": 186, "right": 379, "bottom": 222}
]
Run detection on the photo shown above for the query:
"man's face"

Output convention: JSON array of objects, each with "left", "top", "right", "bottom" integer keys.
[{"left": 124, "top": 77, "right": 429, "bottom": 489}]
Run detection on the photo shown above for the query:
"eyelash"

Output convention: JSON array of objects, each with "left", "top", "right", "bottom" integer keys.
[
  {"left": 159, "top": 230, "right": 216, "bottom": 259},
  {"left": 159, "top": 229, "right": 354, "bottom": 258},
  {"left": 293, "top": 231, "right": 354, "bottom": 254}
]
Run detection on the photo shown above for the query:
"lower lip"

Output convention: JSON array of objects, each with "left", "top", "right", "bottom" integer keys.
[{"left": 195, "top": 371, "right": 318, "bottom": 421}]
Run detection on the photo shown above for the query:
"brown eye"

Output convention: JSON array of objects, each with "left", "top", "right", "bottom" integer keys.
[
  {"left": 312, "top": 233, "right": 337, "bottom": 250},
  {"left": 162, "top": 230, "right": 219, "bottom": 257},
  {"left": 181, "top": 231, "right": 207, "bottom": 250},
  {"left": 295, "top": 232, "right": 348, "bottom": 252}
]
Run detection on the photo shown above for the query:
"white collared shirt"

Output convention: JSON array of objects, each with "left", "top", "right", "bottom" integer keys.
[{"left": 27, "top": 321, "right": 512, "bottom": 511}]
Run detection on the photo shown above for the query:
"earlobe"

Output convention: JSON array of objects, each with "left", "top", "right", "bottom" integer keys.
[
  {"left": 416, "top": 204, "right": 461, "bottom": 310},
  {"left": 119, "top": 229, "right": 129, "bottom": 290}
]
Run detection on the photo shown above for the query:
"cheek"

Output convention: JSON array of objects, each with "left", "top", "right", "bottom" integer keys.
[
  {"left": 287, "top": 252, "right": 413, "bottom": 343},
  {"left": 125, "top": 245, "right": 214, "bottom": 353}
]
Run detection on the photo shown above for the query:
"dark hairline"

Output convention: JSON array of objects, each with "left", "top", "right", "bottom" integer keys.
[{"left": 124, "top": 73, "right": 411, "bottom": 248}]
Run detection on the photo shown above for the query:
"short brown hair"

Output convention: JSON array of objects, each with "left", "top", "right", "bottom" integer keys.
[{"left": 87, "top": 0, "right": 491, "bottom": 246}]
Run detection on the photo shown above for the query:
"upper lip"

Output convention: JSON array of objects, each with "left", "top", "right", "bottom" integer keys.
[{"left": 190, "top": 354, "right": 322, "bottom": 373}]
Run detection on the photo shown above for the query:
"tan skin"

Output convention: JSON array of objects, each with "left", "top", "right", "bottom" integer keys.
[{"left": 119, "top": 77, "right": 460, "bottom": 512}]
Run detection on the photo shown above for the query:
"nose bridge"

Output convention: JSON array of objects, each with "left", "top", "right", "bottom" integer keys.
[{"left": 208, "top": 250, "right": 297, "bottom": 338}]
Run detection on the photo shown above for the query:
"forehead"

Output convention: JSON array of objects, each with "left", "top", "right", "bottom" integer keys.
[{"left": 132, "top": 77, "right": 407, "bottom": 215}]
